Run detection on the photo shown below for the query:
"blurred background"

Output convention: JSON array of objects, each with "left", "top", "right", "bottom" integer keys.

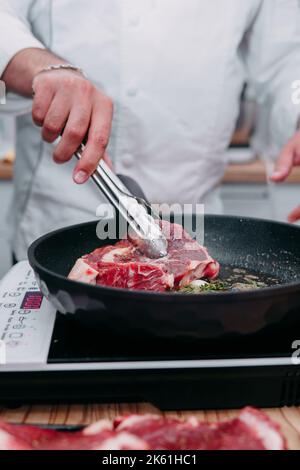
[{"left": 0, "top": 83, "right": 299, "bottom": 278}]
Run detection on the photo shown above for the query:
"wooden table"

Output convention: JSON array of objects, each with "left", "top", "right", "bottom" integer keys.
[{"left": 1, "top": 403, "right": 300, "bottom": 450}]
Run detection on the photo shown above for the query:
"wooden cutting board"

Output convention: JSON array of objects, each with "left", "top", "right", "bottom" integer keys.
[{"left": 1, "top": 403, "right": 300, "bottom": 450}]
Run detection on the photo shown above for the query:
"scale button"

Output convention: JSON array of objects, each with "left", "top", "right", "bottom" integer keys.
[{"left": 9, "top": 333, "right": 23, "bottom": 339}]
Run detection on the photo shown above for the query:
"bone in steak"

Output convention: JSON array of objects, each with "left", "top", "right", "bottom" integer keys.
[
  {"left": 68, "top": 220, "right": 220, "bottom": 291},
  {"left": 0, "top": 408, "right": 286, "bottom": 450}
]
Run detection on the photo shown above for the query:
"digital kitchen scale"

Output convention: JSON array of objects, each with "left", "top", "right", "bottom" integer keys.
[{"left": 1, "top": 261, "right": 300, "bottom": 410}]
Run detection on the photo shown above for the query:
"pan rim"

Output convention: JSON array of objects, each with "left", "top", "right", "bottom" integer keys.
[{"left": 28, "top": 215, "right": 300, "bottom": 303}]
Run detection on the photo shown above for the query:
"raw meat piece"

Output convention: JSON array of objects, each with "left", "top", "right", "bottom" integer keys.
[
  {"left": 0, "top": 408, "right": 286, "bottom": 450},
  {"left": 93, "top": 433, "right": 149, "bottom": 450},
  {"left": 238, "top": 407, "right": 286, "bottom": 451},
  {"left": 115, "top": 414, "right": 212, "bottom": 450},
  {"left": 68, "top": 240, "right": 174, "bottom": 292},
  {"left": 0, "top": 420, "right": 148, "bottom": 451},
  {"left": 158, "top": 220, "right": 219, "bottom": 286},
  {"left": 82, "top": 420, "right": 149, "bottom": 450},
  {"left": 0, "top": 426, "right": 33, "bottom": 450},
  {"left": 114, "top": 408, "right": 286, "bottom": 450},
  {"left": 0, "top": 420, "right": 111, "bottom": 450},
  {"left": 68, "top": 220, "right": 219, "bottom": 291},
  {"left": 68, "top": 258, "right": 98, "bottom": 285}
]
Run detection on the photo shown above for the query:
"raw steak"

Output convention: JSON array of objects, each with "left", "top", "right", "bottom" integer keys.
[
  {"left": 0, "top": 408, "right": 286, "bottom": 450},
  {"left": 68, "top": 220, "right": 219, "bottom": 291},
  {"left": 114, "top": 408, "right": 287, "bottom": 451},
  {"left": 0, "top": 420, "right": 148, "bottom": 451}
]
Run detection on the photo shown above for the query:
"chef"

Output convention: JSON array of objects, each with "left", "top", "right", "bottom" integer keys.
[{"left": 0, "top": 0, "right": 300, "bottom": 261}]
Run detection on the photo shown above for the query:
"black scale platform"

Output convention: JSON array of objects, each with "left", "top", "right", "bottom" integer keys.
[{"left": 48, "top": 313, "right": 296, "bottom": 363}]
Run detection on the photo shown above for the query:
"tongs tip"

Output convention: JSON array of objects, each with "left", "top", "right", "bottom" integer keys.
[{"left": 137, "top": 238, "right": 168, "bottom": 259}]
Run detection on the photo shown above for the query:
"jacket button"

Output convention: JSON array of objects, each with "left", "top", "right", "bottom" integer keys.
[{"left": 122, "top": 153, "right": 134, "bottom": 167}]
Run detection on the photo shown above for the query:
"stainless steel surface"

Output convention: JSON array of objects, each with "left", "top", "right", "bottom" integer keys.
[{"left": 75, "top": 144, "right": 168, "bottom": 258}]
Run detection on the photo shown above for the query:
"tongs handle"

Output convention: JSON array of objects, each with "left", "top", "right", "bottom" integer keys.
[
  {"left": 74, "top": 144, "right": 137, "bottom": 226},
  {"left": 74, "top": 143, "right": 168, "bottom": 258}
]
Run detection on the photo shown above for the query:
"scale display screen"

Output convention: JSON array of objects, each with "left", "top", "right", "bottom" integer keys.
[{"left": 20, "top": 291, "right": 43, "bottom": 310}]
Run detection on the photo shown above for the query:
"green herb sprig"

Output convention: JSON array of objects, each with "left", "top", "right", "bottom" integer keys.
[{"left": 180, "top": 281, "right": 230, "bottom": 294}]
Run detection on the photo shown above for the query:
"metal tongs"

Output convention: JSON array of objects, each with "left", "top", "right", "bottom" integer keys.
[{"left": 75, "top": 143, "right": 168, "bottom": 259}]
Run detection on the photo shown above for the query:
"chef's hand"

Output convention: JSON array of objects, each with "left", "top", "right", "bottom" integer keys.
[
  {"left": 287, "top": 205, "right": 300, "bottom": 223},
  {"left": 32, "top": 69, "right": 114, "bottom": 184},
  {"left": 271, "top": 129, "right": 300, "bottom": 222}
]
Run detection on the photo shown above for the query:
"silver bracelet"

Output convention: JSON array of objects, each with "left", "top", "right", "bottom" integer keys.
[
  {"left": 39, "top": 64, "right": 87, "bottom": 77},
  {"left": 32, "top": 64, "right": 87, "bottom": 96}
]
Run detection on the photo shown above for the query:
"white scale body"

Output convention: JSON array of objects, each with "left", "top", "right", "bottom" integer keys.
[{"left": 0, "top": 261, "right": 56, "bottom": 365}]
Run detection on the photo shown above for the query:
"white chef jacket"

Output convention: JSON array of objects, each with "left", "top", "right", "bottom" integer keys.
[{"left": 0, "top": 0, "right": 299, "bottom": 260}]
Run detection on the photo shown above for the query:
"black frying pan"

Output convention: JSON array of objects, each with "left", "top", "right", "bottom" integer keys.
[{"left": 28, "top": 213, "right": 300, "bottom": 340}]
